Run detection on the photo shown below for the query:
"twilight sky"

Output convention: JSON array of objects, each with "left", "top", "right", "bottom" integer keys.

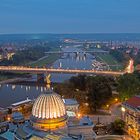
[{"left": 0, "top": 0, "right": 140, "bottom": 34}]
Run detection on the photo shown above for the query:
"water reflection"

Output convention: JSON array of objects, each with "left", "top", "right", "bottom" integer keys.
[
  {"left": 50, "top": 46, "right": 95, "bottom": 83},
  {"left": 0, "top": 46, "right": 96, "bottom": 107},
  {"left": 0, "top": 84, "right": 49, "bottom": 108}
]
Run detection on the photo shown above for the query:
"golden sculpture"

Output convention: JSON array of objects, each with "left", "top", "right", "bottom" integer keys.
[{"left": 46, "top": 74, "right": 51, "bottom": 89}]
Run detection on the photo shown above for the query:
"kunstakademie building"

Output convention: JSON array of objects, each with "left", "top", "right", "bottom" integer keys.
[{"left": 0, "top": 90, "right": 95, "bottom": 140}]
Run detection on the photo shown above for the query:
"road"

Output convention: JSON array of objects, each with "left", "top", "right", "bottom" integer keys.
[
  {"left": 110, "top": 102, "right": 122, "bottom": 118},
  {"left": 89, "top": 103, "right": 122, "bottom": 125}
]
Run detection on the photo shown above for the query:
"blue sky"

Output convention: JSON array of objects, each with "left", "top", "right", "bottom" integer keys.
[{"left": 0, "top": 0, "right": 140, "bottom": 34}]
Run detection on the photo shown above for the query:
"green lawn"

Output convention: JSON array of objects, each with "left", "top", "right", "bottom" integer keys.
[
  {"left": 96, "top": 54, "right": 123, "bottom": 71},
  {"left": 30, "top": 54, "right": 60, "bottom": 67},
  {"left": 29, "top": 46, "right": 61, "bottom": 67},
  {"left": 97, "top": 54, "right": 117, "bottom": 65}
]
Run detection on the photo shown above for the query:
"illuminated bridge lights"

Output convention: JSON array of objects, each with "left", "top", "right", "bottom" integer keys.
[{"left": 0, "top": 66, "right": 125, "bottom": 76}]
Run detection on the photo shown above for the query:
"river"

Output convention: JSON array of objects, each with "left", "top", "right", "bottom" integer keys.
[{"left": 0, "top": 45, "right": 97, "bottom": 108}]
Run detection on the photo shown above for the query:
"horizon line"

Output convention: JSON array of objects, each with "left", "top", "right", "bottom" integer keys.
[{"left": 0, "top": 32, "right": 140, "bottom": 35}]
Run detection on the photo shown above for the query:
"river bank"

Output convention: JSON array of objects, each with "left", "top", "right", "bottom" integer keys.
[
  {"left": 29, "top": 53, "right": 61, "bottom": 67},
  {"left": 0, "top": 45, "right": 108, "bottom": 107}
]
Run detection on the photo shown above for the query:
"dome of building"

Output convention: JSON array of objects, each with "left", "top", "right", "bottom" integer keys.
[{"left": 30, "top": 90, "right": 67, "bottom": 131}]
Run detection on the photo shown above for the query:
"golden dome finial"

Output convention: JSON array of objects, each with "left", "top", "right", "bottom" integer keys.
[{"left": 46, "top": 74, "right": 51, "bottom": 89}]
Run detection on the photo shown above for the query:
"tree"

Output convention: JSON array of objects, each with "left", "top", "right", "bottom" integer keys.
[
  {"left": 86, "top": 76, "right": 112, "bottom": 112},
  {"left": 55, "top": 75, "right": 112, "bottom": 113},
  {"left": 117, "top": 74, "right": 140, "bottom": 101},
  {"left": 69, "top": 74, "right": 86, "bottom": 90},
  {"left": 111, "top": 119, "right": 125, "bottom": 135}
]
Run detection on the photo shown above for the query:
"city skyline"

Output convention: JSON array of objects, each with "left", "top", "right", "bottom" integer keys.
[{"left": 0, "top": 0, "right": 140, "bottom": 34}]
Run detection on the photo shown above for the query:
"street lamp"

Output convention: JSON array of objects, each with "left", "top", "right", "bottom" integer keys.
[
  {"left": 115, "top": 98, "right": 118, "bottom": 102},
  {"left": 106, "top": 104, "right": 109, "bottom": 108},
  {"left": 7, "top": 117, "right": 11, "bottom": 121},
  {"left": 121, "top": 106, "right": 125, "bottom": 120},
  {"left": 77, "top": 113, "right": 81, "bottom": 118},
  {"left": 121, "top": 107, "right": 125, "bottom": 112}
]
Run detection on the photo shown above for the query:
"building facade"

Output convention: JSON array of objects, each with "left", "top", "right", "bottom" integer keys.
[{"left": 122, "top": 96, "right": 140, "bottom": 140}]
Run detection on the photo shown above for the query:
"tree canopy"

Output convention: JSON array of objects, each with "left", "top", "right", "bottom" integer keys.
[
  {"left": 55, "top": 75, "right": 112, "bottom": 113},
  {"left": 86, "top": 76, "right": 112, "bottom": 112},
  {"left": 117, "top": 73, "right": 140, "bottom": 101}
]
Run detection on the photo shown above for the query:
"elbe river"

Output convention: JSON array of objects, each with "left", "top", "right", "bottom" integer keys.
[{"left": 0, "top": 46, "right": 95, "bottom": 108}]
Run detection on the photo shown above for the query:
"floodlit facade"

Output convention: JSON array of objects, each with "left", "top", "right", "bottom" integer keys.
[
  {"left": 30, "top": 90, "right": 67, "bottom": 131},
  {"left": 122, "top": 96, "right": 140, "bottom": 140}
]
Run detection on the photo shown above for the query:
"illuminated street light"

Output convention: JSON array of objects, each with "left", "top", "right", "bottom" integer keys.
[
  {"left": 121, "top": 107, "right": 125, "bottom": 112},
  {"left": 77, "top": 113, "right": 81, "bottom": 118},
  {"left": 7, "top": 117, "right": 11, "bottom": 121},
  {"left": 106, "top": 104, "right": 109, "bottom": 108}
]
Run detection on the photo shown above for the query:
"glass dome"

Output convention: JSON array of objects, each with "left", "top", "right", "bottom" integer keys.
[{"left": 31, "top": 90, "right": 67, "bottom": 131}]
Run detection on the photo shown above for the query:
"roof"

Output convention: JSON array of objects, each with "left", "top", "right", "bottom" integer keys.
[
  {"left": 12, "top": 112, "right": 23, "bottom": 118},
  {"left": 11, "top": 98, "right": 31, "bottom": 107},
  {"left": 124, "top": 96, "right": 140, "bottom": 108},
  {"left": 0, "top": 131, "right": 14, "bottom": 140},
  {"left": 16, "top": 127, "right": 31, "bottom": 139},
  {"left": 0, "top": 122, "right": 8, "bottom": 127},
  {"left": 79, "top": 116, "right": 93, "bottom": 126},
  {"left": 12, "top": 112, "right": 24, "bottom": 121},
  {"left": 63, "top": 99, "right": 78, "bottom": 106},
  {"left": 0, "top": 136, "right": 8, "bottom": 140},
  {"left": 32, "top": 92, "right": 66, "bottom": 119}
]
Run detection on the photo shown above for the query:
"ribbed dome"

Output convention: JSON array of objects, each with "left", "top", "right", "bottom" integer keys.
[{"left": 32, "top": 91, "right": 66, "bottom": 119}]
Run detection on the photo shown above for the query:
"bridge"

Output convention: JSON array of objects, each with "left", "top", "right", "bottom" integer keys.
[
  {"left": 0, "top": 66, "right": 124, "bottom": 82},
  {"left": 0, "top": 59, "right": 134, "bottom": 82},
  {"left": 0, "top": 66, "right": 124, "bottom": 75},
  {"left": 45, "top": 50, "right": 109, "bottom": 54}
]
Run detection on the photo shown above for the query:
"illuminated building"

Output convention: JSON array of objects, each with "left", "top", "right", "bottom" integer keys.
[
  {"left": 30, "top": 90, "right": 67, "bottom": 131},
  {"left": 122, "top": 96, "right": 140, "bottom": 140},
  {"left": 0, "top": 89, "right": 95, "bottom": 140}
]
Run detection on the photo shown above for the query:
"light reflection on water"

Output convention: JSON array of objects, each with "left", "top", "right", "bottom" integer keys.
[
  {"left": 0, "top": 84, "right": 48, "bottom": 108},
  {"left": 0, "top": 46, "right": 95, "bottom": 107},
  {"left": 49, "top": 46, "right": 95, "bottom": 83}
]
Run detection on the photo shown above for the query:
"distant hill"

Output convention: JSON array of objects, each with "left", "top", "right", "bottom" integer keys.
[{"left": 0, "top": 33, "right": 140, "bottom": 41}]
